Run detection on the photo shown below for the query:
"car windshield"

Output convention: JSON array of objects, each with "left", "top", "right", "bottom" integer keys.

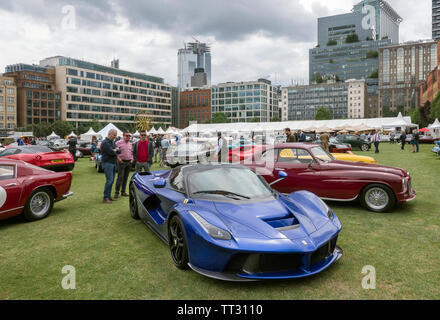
[
  {"left": 310, "top": 146, "right": 335, "bottom": 162},
  {"left": 188, "top": 167, "right": 274, "bottom": 201}
]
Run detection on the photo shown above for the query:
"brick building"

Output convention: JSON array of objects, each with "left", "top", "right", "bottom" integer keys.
[
  {"left": 4, "top": 64, "right": 61, "bottom": 128},
  {"left": 179, "top": 88, "right": 211, "bottom": 128},
  {"left": 0, "top": 75, "right": 17, "bottom": 131}
]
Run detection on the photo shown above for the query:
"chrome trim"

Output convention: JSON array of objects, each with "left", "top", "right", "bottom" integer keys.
[
  {"left": 0, "top": 206, "right": 24, "bottom": 214},
  {"left": 320, "top": 195, "right": 358, "bottom": 202},
  {"left": 61, "top": 191, "right": 74, "bottom": 199}
]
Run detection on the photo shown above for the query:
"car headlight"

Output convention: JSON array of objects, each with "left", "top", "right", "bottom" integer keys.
[
  {"left": 402, "top": 179, "right": 406, "bottom": 192},
  {"left": 189, "top": 210, "right": 232, "bottom": 240},
  {"left": 317, "top": 198, "right": 334, "bottom": 221}
]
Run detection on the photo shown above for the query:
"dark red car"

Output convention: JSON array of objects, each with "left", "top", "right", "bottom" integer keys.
[
  {"left": 244, "top": 143, "right": 416, "bottom": 213},
  {"left": 0, "top": 146, "right": 74, "bottom": 172},
  {"left": 228, "top": 145, "right": 264, "bottom": 162},
  {"left": 0, "top": 159, "right": 73, "bottom": 221}
]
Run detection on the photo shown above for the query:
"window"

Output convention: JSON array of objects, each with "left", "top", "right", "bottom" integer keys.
[
  {"left": 277, "top": 148, "right": 314, "bottom": 164},
  {"left": 0, "top": 165, "right": 15, "bottom": 181},
  {"left": 169, "top": 168, "right": 185, "bottom": 192}
]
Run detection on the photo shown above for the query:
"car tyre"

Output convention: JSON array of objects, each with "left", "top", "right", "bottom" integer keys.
[
  {"left": 129, "top": 184, "right": 140, "bottom": 220},
  {"left": 168, "top": 215, "right": 189, "bottom": 270},
  {"left": 361, "top": 144, "right": 369, "bottom": 152},
  {"left": 360, "top": 184, "right": 396, "bottom": 213},
  {"left": 23, "top": 188, "right": 54, "bottom": 221}
]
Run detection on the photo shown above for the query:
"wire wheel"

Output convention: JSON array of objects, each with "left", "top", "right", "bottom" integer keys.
[
  {"left": 168, "top": 216, "right": 189, "bottom": 269},
  {"left": 361, "top": 144, "right": 369, "bottom": 152},
  {"left": 24, "top": 188, "right": 54, "bottom": 221}
]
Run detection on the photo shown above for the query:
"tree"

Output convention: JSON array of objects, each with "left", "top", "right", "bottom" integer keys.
[
  {"left": 312, "top": 73, "right": 324, "bottom": 84},
  {"left": 89, "top": 118, "right": 103, "bottom": 132},
  {"left": 51, "top": 120, "right": 74, "bottom": 138},
  {"left": 211, "top": 113, "right": 228, "bottom": 124},
  {"left": 327, "top": 40, "right": 337, "bottom": 46},
  {"left": 345, "top": 34, "right": 359, "bottom": 43},
  {"left": 32, "top": 122, "right": 52, "bottom": 138},
  {"left": 252, "top": 117, "right": 260, "bottom": 123},
  {"left": 430, "top": 92, "right": 440, "bottom": 121},
  {"left": 315, "top": 107, "right": 332, "bottom": 120},
  {"left": 369, "top": 70, "right": 379, "bottom": 79},
  {"left": 366, "top": 50, "right": 379, "bottom": 59},
  {"left": 271, "top": 116, "right": 280, "bottom": 122}
]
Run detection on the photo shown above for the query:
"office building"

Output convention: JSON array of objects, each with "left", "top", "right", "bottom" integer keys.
[
  {"left": 171, "top": 86, "right": 180, "bottom": 128},
  {"left": 310, "top": 0, "right": 402, "bottom": 95},
  {"left": 178, "top": 41, "right": 211, "bottom": 90},
  {"left": 433, "top": 0, "right": 440, "bottom": 41},
  {"left": 378, "top": 40, "right": 440, "bottom": 115},
  {"left": 39, "top": 56, "right": 172, "bottom": 129},
  {"left": 282, "top": 79, "right": 367, "bottom": 121},
  {"left": 4, "top": 64, "right": 61, "bottom": 128},
  {"left": 211, "top": 79, "right": 278, "bottom": 123},
  {"left": 0, "top": 75, "right": 17, "bottom": 130},
  {"left": 179, "top": 88, "right": 211, "bottom": 128}
]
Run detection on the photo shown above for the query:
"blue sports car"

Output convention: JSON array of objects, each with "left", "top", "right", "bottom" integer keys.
[{"left": 129, "top": 164, "right": 343, "bottom": 281}]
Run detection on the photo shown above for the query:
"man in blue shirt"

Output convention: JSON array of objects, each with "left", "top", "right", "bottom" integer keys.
[
  {"left": 298, "top": 130, "right": 306, "bottom": 142},
  {"left": 160, "top": 135, "right": 171, "bottom": 167}
]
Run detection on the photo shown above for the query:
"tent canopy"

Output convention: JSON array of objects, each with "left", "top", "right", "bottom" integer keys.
[
  {"left": 68, "top": 131, "right": 77, "bottom": 138},
  {"left": 47, "top": 132, "right": 60, "bottom": 140},
  {"left": 80, "top": 128, "right": 102, "bottom": 141},
  {"left": 98, "top": 123, "right": 123, "bottom": 138}
]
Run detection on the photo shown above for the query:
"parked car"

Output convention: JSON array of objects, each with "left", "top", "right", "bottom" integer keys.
[
  {"left": 76, "top": 141, "right": 93, "bottom": 158},
  {"left": 0, "top": 146, "right": 75, "bottom": 172},
  {"left": 332, "top": 153, "right": 377, "bottom": 164},
  {"left": 229, "top": 145, "right": 265, "bottom": 163},
  {"left": 166, "top": 142, "right": 216, "bottom": 168},
  {"left": 48, "top": 139, "right": 69, "bottom": 151},
  {"left": 0, "top": 159, "right": 73, "bottom": 221},
  {"left": 129, "top": 164, "right": 342, "bottom": 281},
  {"left": 244, "top": 143, "right": 416, "bottom": 213},
  {"left": 315, "top": 137, "right": 352, "bottom": 153},
  {"left": 335, "top": 134, "right": 371, "bottom": 151}
]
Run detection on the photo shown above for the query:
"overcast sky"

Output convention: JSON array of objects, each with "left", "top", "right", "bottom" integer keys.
[{"left": 0, "top": 0, "right": 432, "bottom": 87}]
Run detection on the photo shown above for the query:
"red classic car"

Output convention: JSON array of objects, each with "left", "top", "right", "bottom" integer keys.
[
  {"left": 229, "top": 144, "right": 265, "bottom": 162},
  {"left": 0, "top": 159, "right": 73, "bottom": 221},
  {"left": 244, "top": 143, "right": 416, "bottom": 212},
  {"left": 0, "top": 146, "right": 74, "bottom": 172}
]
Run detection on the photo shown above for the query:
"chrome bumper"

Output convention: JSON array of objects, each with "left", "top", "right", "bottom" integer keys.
[{"left": 61, "top": 191, "right": 74, "bottom": 200}]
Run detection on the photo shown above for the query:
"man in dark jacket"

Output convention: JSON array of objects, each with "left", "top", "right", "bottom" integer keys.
[
  {"left": 101, "top": 129, "right": 120, "bottom": 204},
  {"left": 67, "top": 136, "right": 77, "bottom": 161},
  {"left": 401, "top": 131, "right": 407, "bottom": 150},
  {"left": 285, "top": 128, "right": 297, "bottom": 143},
  {"left": 133, "top": 130, "right": 154, "bottom": 172}
]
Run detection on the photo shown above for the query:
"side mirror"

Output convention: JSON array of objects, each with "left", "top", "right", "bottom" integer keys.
[
  {"left": 270, "top": 171, "right": 288, "bottom": 186},
  {"left": 153, "top": 178, "right": 166, "bottom": 188},
  {"left": 278, "top": 171, "right": 288, "bottom": 179}
]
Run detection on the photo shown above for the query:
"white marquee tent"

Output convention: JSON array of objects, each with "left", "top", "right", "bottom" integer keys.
[
  {"left": 47, "top": 132, "right": 60, "bottom": 140},
  {"left": 80, "top": 128, "right": 102, "bottom": 141},
  {"left": 181, "top": 115, "right": 418, "bottom": 135},
  {"left": 98, "top": 123, "right": 123, "bottom": 138}
]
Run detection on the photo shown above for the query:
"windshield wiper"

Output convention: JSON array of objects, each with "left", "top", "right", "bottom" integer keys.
[{"left": 193, "top": 190, "right": 251, "bottom": 200}]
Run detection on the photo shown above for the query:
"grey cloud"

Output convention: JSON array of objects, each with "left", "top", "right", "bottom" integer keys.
[{"left": 0, "top": 0, "right": 319, "bottom": 42}]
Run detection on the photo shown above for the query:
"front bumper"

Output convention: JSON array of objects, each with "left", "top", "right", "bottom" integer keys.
[{"left": 188, "top": 246, "right": 343, "bottom": 282}]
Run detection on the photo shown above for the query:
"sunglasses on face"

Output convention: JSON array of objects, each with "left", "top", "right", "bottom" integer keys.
[{"left": 141, "top": 134, "right": 146, "bottom": 137}]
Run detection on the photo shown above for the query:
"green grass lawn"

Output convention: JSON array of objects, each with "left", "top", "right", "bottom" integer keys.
[{"left": 0, "top": 143, "right": 439, "bottom": 300}]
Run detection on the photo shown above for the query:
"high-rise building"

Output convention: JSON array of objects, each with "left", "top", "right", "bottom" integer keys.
[
  {"left": 282, "top": 80, "right": 367, "bottom": 121},
  {"left": 4, "top": 63, "right": 61, "bottom": 128},
  {"left": 178, "top": 41, "right": 211, "bottom": 90},
  {"left": 179, "top": 88, "right": 211, "bottom": 128},
  {"left": 0, "top": 75, "right": 17, "bottom": 131},
  {"left": 433, "top": 0, "right": 440, "bottom": 40},
  {"left": 378, "top": 40, "right": 440, "bottom": 116},
  {"left": 309, "top": 0, "right": 402, "bottom": 96},
  {"left": 39, "top": 56, "right": 172, "bottom": 129},
  {"left": 211, "top": 79, "right": 278, "bottom": 123}
]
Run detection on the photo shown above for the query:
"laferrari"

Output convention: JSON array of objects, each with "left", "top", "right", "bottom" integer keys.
[{"left": 129, "top": 164, "right": 342, "bottom": 281}]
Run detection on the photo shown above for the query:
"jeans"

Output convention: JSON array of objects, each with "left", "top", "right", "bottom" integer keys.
[
  {"left": 115, "top": 161, "right": 132, "bottom": 195},
  {"left": 416, "top": 142, "right": 419, "bottom": 152},
  {"left": 154, "top": 147, "right": 161, "bottom": 163},
  {"left": 135, "top": 162, "right": 150, "bottom": 172},
  {"left": 102, "top": 162, "right": 116, "bottom": 200}
]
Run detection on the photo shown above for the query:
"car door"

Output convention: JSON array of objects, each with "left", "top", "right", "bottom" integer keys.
[
  {"left": 0, "top": 164, "right": 23, "bottom": 219},
  {"left": 271, "top": 147, "right": 322, "bottom": 195}
]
